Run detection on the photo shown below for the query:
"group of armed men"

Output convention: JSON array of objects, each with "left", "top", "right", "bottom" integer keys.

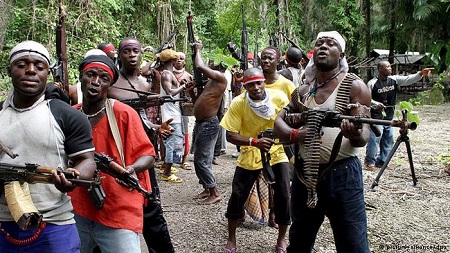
[{"left": 0, "top": 29, "right": 433, "bottom": 253}]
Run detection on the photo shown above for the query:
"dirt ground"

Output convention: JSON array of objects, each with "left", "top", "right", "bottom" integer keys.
[{"left": 141, "top": 104, "right": 450, "bottom": 253}]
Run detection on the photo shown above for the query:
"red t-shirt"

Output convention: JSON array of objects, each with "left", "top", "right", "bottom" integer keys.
[{"left": 70, "top": 101, "right": 155, "bottom": 233}]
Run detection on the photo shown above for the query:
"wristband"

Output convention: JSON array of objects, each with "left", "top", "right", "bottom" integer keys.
[
  {"left": 249, "top": 137, "right": 258, "bottom": 146},
  {"left": 290, "top": 129, "right": 299, "bottom": 141}
]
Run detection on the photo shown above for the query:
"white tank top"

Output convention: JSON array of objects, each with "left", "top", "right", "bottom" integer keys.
[
  {"left": 300, "top": 82, "right": 360, "bottom": 163},
  {"left": 160, "top": 70, "right": 182, "bottom": 123}
]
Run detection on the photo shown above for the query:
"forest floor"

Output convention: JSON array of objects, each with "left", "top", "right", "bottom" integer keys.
[{"left": 141, "top": 103, "right": 450, "bottom": 253}]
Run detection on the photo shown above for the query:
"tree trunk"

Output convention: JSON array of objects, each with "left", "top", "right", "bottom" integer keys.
[
  {"left": 364, "top": 0, "right": 372, "bottom": 80},
  {"left": 388, "top": 0, "right": 396, "bottom": 65},
  {"left": 0, "top": 0, "right": 12, "bottom": 50}
]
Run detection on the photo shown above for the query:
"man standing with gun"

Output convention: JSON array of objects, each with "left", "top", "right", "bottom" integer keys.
[
  {"left": 0, "top": 40, "right": 96, "bottom": 253},
  {"left": 185, "top": 41, "right": 227, "bottom": 205},
  {"left": 274, "top": 31, "right": 372, "bottom": 253},
  {"left": 220, "top": 67, "right": 291, "bottom": 253},
  {"left": 69, "top": 53, "right": 156, "bottom": 253},
  {"left": 106, "top": 37, "right": 175, "bottom": 253}
]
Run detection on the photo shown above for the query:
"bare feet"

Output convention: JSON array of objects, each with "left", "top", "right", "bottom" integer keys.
[
  {"left": 193, "top": 189, "right": 210, "bottom": 200},
  {"left": 201, "top": 194, "right": 222, "bottom": 205}
]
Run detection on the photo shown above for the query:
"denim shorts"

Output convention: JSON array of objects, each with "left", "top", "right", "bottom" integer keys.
[{"left": 162, "top": 123, "right": 183, "bottom": 164}]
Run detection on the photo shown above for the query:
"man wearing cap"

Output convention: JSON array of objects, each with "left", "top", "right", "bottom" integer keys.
[
  {"left": 107, "top": 38, "right": 175, "bottom": 253},
  {"left": 274, "top": 31, "right": 372, "bottom": 252},
  {"left": 220, "top": 68, "right": 291, "bottom": 253},
  {"left": 69, "top": 53, "right": 154, "bottom": 253},
  {"left": 159, "top": 49, "right": 186, "bottom": 183},
  {"left": 0, "top": 40, "right": 96, "bottom": 252}
]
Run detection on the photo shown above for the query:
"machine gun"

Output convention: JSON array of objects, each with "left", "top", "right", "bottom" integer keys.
[
  {"left": 285, "top": 108, "right": 417, "bottom": 134},
  {"left": 280, "top": 32, "right": 309, "bottom": 63},
  {"left": 187, "top": 11, "right": 204, "bottom": 91},
  {"left": 52, "top": 0, "right": 69, "bottom": 96},
  {"left": 155, "top": 31, "right": 177, "bottom": 54},
  {"left": 94, "top": 152, "right": 156, "bottom": 201},
  {"left": 0, "top": 162, "right": 101, "bottom": 230}
]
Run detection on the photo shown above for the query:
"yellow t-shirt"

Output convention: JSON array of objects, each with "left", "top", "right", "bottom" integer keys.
[
  {"left": 265, "top": 75, "right": 296, "bottom": 100},
  {"left": 220, "top": 88, "right": 289, "bottom": 170}
]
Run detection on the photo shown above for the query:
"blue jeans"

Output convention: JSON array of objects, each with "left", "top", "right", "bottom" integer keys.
[
  {"left": 162, "top": 123, "right": 183, "bottom": 164},
  {"left": 0, "top": 221, "right": 80, "bottom": 253},
  {"left": 365, "top": 125, "right": 394, "bottom": 165},
  {"left": 288, "top": 156, "right": 370, "bottom": 253},
  {"left": 74, "top": 214, "right": 140, "bottom": 253},
  {"left": 193, "top": 116, "right": 219, "bottom": 189}
]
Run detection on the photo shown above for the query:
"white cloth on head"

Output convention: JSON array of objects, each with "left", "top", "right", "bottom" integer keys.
[
  {"left": 304, "top": 31, "right": 349, "bottom": 84},
  {"left": 84, "top": 49, "right": 107, "bottom": 57},
  {"left": 9, "top": 40, "right": 51, "bottom": 65},
  {"left": 317, "top": 31, "right": 345, "bottom": 53}
]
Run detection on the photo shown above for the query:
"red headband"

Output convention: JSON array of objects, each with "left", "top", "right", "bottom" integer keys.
[
  {"left": 103, "top": 45, "right": 116, "bottom": 54},
  {"left": 262, "top": 48, "right": 280, "bottom": 59},
  {"left": 243, "top": 75, "right": 265, "bottom": 85},
  {"left": 82, "top": 62, "right": 114, "bottom": 80},
  {"left": 119, "top": 42, "right": 142, "bottom": 52}
]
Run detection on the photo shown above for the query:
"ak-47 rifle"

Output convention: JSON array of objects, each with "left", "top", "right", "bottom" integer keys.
[
  {"left": 284, "top": 108, "right": 417, "bottom": 134},
  {"left": 120, "top": 95, "right": 189, "bottom": 110},
  {"left": 253, "top": 30, "right": 260, "bottom": 68},
  {"left": 0, "top": 163, "right": 99, "bottom": 186},
  {"left": 0, "top": 162, "right": 101, "bottom": 230},
  {"left": 155, "top": 31, "right": 177, "bottom": 54},
  {"left": 94, "top": 152, "right": 156, "bottom": 201},
  {"left": 53, "top": 0, "right": 69, "bottom": 96},
  {"left": 187, "top": 11, "right": 204, "bottom": 91},
  {"left": 280, "top": 32, "right": 309, "bottom": 63},
  {"left": 240, "top": 4, "right": 248, "bottom": 71}
]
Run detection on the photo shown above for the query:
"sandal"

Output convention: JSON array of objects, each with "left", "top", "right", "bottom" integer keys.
[
  {"left": 180, "top": 162, "right": 192, "bottom": 170},
  {"left": 159, "top": 167, "right": 179, "bottom": 174},
  {"left": 224, "top": 247, "right": 236, "bottom": 253},
  {"left": 274, "top": 246, "right": 286, "bottom": 253},
  {"left": 161, "top": 174, "right": 183, "bottom": 183}
]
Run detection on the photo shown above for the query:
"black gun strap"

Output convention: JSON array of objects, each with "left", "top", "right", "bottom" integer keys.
[{"left": 261, "top": 150, "right": 275, "bottom": 183}]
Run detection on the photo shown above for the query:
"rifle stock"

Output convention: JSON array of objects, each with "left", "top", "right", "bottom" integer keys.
[{"left": 187, "top": 11, "right": 204, "bottom": 91}]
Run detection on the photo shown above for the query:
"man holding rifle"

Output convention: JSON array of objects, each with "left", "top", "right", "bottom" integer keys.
[
  {"left": 106, "top": 37, "right": 176, "bottom": 253},
  {"left": 274, "top": 31, "right": 372, "bottom": 253},
  {"left": 69, "top": 52, "right": 154, "bottom": 253},
  {"left": 220, "top": 67, "right": 291, "bottom": 253},
  {"left": 0, "top": 40, "right": 96, "bottom": 253}
]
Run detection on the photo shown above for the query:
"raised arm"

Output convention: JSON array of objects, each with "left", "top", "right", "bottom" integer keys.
[{"left": 193, "top": 42, "right": 227, "bottom": 83}]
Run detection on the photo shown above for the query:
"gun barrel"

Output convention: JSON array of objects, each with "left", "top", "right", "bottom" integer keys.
[{"left": 336, "top": 115, "right": 417, "bottom": 130}]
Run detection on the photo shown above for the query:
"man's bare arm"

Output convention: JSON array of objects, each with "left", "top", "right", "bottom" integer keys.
[{"left": 341, "top": 79, "right": 372, "bottom": 147}]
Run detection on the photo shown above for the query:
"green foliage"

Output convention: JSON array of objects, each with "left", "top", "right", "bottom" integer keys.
[
  {"left": 395, "top": 101, "right": 420, "bottom": 125},
  {"left": 437, "top": 143, "right": 450, "bottom": 168},
  {"left": 206, "top": 49, "right": 240, "bottom": 69}
]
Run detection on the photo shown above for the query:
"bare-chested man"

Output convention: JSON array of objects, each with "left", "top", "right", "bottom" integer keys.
[
  {"left": 107, "top": 37, "right": 175, "bottom": 253},
  {"left": 186, "top": 42, "right": 227, "bottom": 204}
]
